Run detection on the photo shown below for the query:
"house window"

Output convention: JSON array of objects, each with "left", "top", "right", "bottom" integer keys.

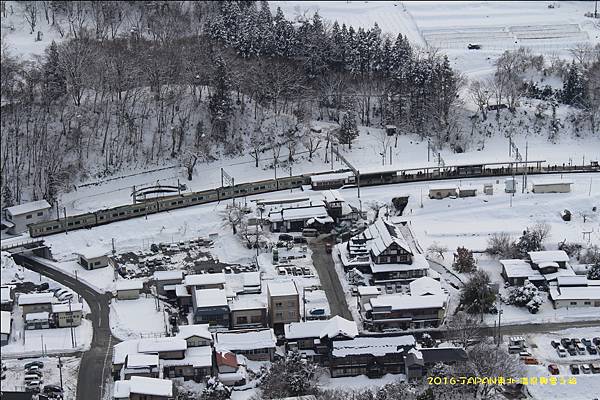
[
  {"left": 37, "top": 211, "right": 44, "bottom": 216},
  {"left": 250, "top": 315, "right": 262, "bottom": 323},
  {"left": 584, "top": 301, "right": 591, "bottom": 305},
  {"left": 237, "top": 316, "right": 248, "bottom": 325},
  {"left": 275, "top": 312, "right": 283, "bottom": 319},
  {"left": 288, "top": 311, "right": 296, "bottom": 318},
  {"left": 26, "top": 214, "right": 33, "bottom": 219},
  {"left": 275, "top": 302, "right": 283, "bottom": 308},
  {"left": 570, "top": 301, "right": 577, "bottom": 306},
  {"left": 287, "top": 300, "right": 295, "bottom": 307}
]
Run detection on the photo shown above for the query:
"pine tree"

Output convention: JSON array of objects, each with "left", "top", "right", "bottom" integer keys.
[
  {"left": 208, "top": 56, "right": 234, "bottom": 141},
  {"left": 43, "top": 41, "right": 66, "bottom": 104},
  {"left": 2, "top": 185, "right": 14, "bottom": 208},
  {"left": 453, "top": 246, "right": 476, "bottom": 273},
  {"left": 562, "top": 61, "right": 585, "bottom": 107},
  {"left": 337, "top": 110, "right": 359, "bottom": 148}
]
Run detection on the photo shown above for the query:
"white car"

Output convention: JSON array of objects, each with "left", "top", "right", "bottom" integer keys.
[
  {"left": 556, "top": 346, "right": 567, "bottom": 358},
  {"left": 25, "top": 380, "right": 42, "bottom": 392}
]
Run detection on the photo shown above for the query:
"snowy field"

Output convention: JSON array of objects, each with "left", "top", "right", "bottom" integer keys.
[
  {"left": 109, "top": 296, "right": 169, "bottom": 341},
  {"left": 0, "top": 356, "right": 80, "bottom": 399}
]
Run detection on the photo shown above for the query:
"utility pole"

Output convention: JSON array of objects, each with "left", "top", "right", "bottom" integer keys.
[
  {"left": 357, "top": 171, "right": 361, "bottom": 199},
  {"left": 522, "top": 142, "right": 528, "bottom": 193},
  {"left": 389, "top": 146, "right": 392, "bottom": 165},
  {"left": 63, "top": 207, "right": 68, "bottom": 235},
  {"left": 58, "top": 356, "right": 64, "bottom": 391},
  {"left": 68, "top": 298, "right": 75, "bottom": 348},
  {"left": 132, "top": 185, "right": 136, "bottom": 204},
  {"left": 427, "top": 139, "right": 431, "bottom": 162}
]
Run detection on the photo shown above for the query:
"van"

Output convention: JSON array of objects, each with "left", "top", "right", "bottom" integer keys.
[
  {"left": 25, "top": 380, "right": 42, "bottom": 392},
  {"left": 302, "top": 228, "right": 318, "bottom": 238}
]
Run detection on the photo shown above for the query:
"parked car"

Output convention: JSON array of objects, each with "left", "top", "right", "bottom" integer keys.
[
  {"left": 548, "top": 364, "right": 560, "bottom": 375},
  {"left": 570, "top": 364, "right": 580, "bottom": 374},
  {"left": 591, "top": 363, "right": 600, "bottom": 374},
  {"left": 576, "top": 343, "right": 586, "bottom": 355},
  {"left": 567, "top": 346, "right": 577, "bottom": 356},
  {"left": 556, "top": 346, "right": 567, "bottom": 358},
  {"left": 593, "top": 337, "right": 600, "bottom": 346},
  {"left": 24, "top": 361, "right": 44, "bottom": 370},
  {"left": 325, "top": 243, "right": 332, "bottom": 254},
  {"left": 293, "top": 236, "right": 307, "bottom": 244},
  {"left": 581, "top": 364, "right": 592, "bottom": 374},
  {"left": 278, "top": 234, "right": 293, "bottom": 242},
  {"left": 25, "top": 369, "right": 43, "bottom": 378},
  {"left": 43, "top": 384, "right": 63, "bottom": 395},
  {"left": 25, "top": 380, "right": 42, "bottom": 392},
  {"left": 582, "top": 338, "right": 592, "bottom": 347},
  {"left": 24, "top": 374, "right": 43, "bottom": 383},
  {"left": 57, "top": 292, "right": 74, "bottom": 301},
  {"left": 302, "top": 228, "right": 318, "bottom": 237},
  {"left": 550, "top": 340, "right": 560, "bottom": 349},
  {"left": 560, "top": 338, "right": 572, "bottom": 347},
  {"left": 523, "top": 357, "right": 539, "bottom": 365},
  {"left": 587, "top": 345, "right": 598, "bottom": 355},
  {"left": 467, "top": 43, "right": 481, "bottom": 50}
]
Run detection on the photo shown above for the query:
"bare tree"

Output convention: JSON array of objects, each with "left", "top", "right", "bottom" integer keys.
[
  {"left": 377, "top": 128, "right": 392, "bottom": 166},
  {"left": 446, "top": 311, "right": 483, "bottom": 349},
  {"left": 427, "top": 242, "right": 449, "bottom": 260},
  {"left": 220, "top": 203, "right": 245, "bottom": 235},
  {"left": 467, "top": 341, "right": 524, "bottom": 398},
  {"left": 181, "top": 152, "right": 198, "bottom": 181},
  {"left": 302, "top": 127, "right": 324, "bottom": 161},
  {"left": 22, "top": 1, "right": 38, "bottom": 34},
  {"left": 468, "top": 79, "right": 493, "bottom": 119}
]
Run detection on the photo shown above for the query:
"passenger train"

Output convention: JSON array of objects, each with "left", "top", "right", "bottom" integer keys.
[{"left": 28, "top": 160, "right": 598, "bottom": 237}]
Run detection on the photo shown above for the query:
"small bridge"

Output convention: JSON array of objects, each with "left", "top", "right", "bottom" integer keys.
[{"left": 1, "top": 238, "right": 51, "bottom": 258}]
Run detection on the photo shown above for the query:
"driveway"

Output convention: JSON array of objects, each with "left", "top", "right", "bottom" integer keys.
[
  {"left": 309, "top": 237, "right": 353, "bottom": 320},
  {"left": 13, "top": 254, "right": 118, "bottom": 400}
]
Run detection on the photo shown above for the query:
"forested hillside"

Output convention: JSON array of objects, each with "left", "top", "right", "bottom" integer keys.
[{"left": 1, "top": 1, "right": 598, "bottom": 207}]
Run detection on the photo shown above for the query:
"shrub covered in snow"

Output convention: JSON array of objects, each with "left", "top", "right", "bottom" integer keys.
[
  {"left": 257, "top": 351, "right": 319, "bottom": 399},
  {"left": 588, "top": 263, "right": 600, "bottom": 280},
  {"left": 460, "top": 270, "right": 496, "bottom": 314},
  {"left": 514, "top": 223, "right": 551, "bottom": 257},
  {"left": 503, "top": 283, "right": 544, "bottom": 313}
]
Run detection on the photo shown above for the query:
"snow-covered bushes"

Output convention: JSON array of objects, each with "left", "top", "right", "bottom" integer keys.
[
  {"left": 256, "top": 351, "right": 319, "bottom": 399},
  {"left": 452, "top": 247, "right": 477, "bottom": 273},
  {"left": 503, "top": 283, "right": 544, "bottom": 313}
]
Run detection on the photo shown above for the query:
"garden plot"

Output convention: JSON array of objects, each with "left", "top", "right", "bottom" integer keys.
[{"left": 109, "top": 296, "right": 170, "bottom": 341}]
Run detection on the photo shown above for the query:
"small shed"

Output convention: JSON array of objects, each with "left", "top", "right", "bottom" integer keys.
[
  {"left": 483, "top": 183, "right": 493, "bottom": 195},
  {"left": 385, "top": 125, "right": 398, "bottom": 136},
  {"left": 505, "top": 178, "right": 517, "bottom": 193},
  {"left": 428, "top": 186, "right": 458, "bottom": 199},
  {"left": 116, "top": 280, "right": 144, "bottom": 300},
  {"left": 458, "top": 188, "right": 477, "bottom": 198},
  {"left": 531, "top": 180, "right": 572, "bottom": 194},
  {"left": 77, "top": 246, "right": 110, "bottom": 270}
]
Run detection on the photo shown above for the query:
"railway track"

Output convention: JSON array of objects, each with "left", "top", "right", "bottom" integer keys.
[{"left": 28, "top": 161, "right": 599, "bottom": 238}]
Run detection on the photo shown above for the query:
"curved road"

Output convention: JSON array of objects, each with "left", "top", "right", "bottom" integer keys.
[{"left": 13, "top": 254, "right": 117, "bottom": 400}]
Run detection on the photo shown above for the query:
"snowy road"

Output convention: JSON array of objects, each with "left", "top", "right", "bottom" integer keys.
[{"left": 13, "top": 254, "right": 118, "bottom": 400}]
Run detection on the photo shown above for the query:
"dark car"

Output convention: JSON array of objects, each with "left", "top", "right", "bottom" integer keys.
[
  {"left": 467, "top": 43, "right": 481, "bottom": 50},
  {"left": 278, "top": 234, "right": 293, "bottom": 242},
  {"left": 548, "top": 364, "right": 560, "bottom": 375},
  {"left": 293, "top": 236, "right": 307, "bottom": 244},
  {"left": 582, "top": 338, "right": 592, "bottom": 347},
  {"left": 24, "top": 361, "right": 44, "bottom": 370},
  {"left": 593, "top": 337, "right": 600, "bottom": 346},
  {"left": 43, "top": 384, "right": 63, "bottom": 394},
  {"left": 567, "top": 347, "right": 577, "bottom": 356},
  {"left": 560, "top": 338, "right": 572, "bottom": 347},
  {"left": 551, "top": 340, "right": 560, "bottom": 348},
  {"left": 37, "top": 282, "right": 50, "bottom": 292},
  {"left": 587, "top": 346, "right": 598, "bottom": 355},
  {"left": 570, "top": 364, "right": 580, "bottom": 374}
]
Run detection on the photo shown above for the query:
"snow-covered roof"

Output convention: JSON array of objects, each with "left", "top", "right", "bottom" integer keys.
[
  {"left": 556, "top": 276, "right": 588, "bottom": 287},
  {"left": 185, "top": 273, "right": 226, "bottom": 287},
  {"left": 284, "top": 316, "right": 358, "bottom": 340},
  {"left": 76, "top": 245, "right": 110, "bottom": 259},
  {"left": 127, "top": 353, "right": 159, "bottom": 368},
  {"left": 429, "top": 185, "right": 458, "bottom": 191},
  {"left": 230, "top": 296, "right": 266, "bottom": 311},
  {"left": 52, "top": 303, "right": 84, "bottom": 313},
  {"left": 550, "top": 285, "right": 600, "bottom": 301},
  {"left": 310, "top": 171, "right": 353, "bottom": 183},
  {"left": 215, "top": 329, "right": 277, "bottom": 352},
  {"left": 370, "top": 293, "right": 446, "bottom": 311},
  {"left": 370, "top": 253, "right": 429, "bottom": 274},
  {"left": 323, "top": 189, "right": 344, "bottom": 203},
  {"left": 531, "top": 180, "right": 573, "bottom": 186},
  {"left": 282, "top": 206, "right": 329, "bottom": 221},
  {"left": 128, "top": 376, "right": 173, "bottom": 397},
  {"left": 361, "top": 218, "right": 413, "bottom": 258},
  {"left": 113, "top": 380, "right": 130, "bottom": 398},
  {"left": 153, "top": 270, "right": 184, "bottom": 281},
  {"left": 113, "top": 339, "right": 140, "bottom": 365},
  {"left": 161, "top": 345, "right": 213, "bottom": 368},
  {"left": 138, "top": 337, "right": 187, "bottom": 353},
  {"left": 409, "top": 276, "right": 444, "bottom": 296},
  {"left": 500, "top": 259, "right": 542, "bottom": 279},
  {"left": 193, "top": 288, "right": 228, "bottom": 308},
  {"left": 267, "top": 281, "right": 298, "bottom": 296},
  {"left": 175, "top": 284, "right": 190, "bottom": 297},
  {"left": 18, "top": 292, "right": 54, "bottom": 306},
  {"left": 0, "top": 287, "right": 12, "bottom": 303},
  {"left": 357, "top": 286, "right": 381, "bottom": 296},
  {"left": 25, "top": 311, "right": 50, "bottom": 321},
  {"left": 116, "top": 279, "right": 143, "bottom": 291},
  {"left": 176, "top": 324, "right": 212, "bottom": 340},
  {"left": 4, "top": 200, "right": 51, "bottom": 215},
  {"left": 331, "top": 335, "right": 416, "bottom": 357},
  {"left": 0, "top": 310, "right": 11, "bottom": 335},
  {"left": 243, "top": 272, "right": 261, "bottom": 287},
  {"left": 528, "top": 250, "right": 569, "bottom": 264}
]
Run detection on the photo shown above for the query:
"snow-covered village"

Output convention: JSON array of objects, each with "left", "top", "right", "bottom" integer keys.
[{"left": 0, "top": 1, "right": 599, "bottom": 400}]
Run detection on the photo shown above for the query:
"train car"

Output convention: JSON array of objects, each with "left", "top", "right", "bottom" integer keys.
[{"left": 310, "top": 170, "right": 354, "bottom": 190}]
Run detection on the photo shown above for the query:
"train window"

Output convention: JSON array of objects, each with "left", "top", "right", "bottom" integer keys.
[
  {"left": 178, "top": 200, "right": 183, "bottom": 204},
  {"left": 171, "top": 201, "right": 177, "bottom": 206},
  {"left": 75, "top": 221, "right": 80, "bottom": 225},
  {"left": 260, "top": 185, "right": 266, "bottom": 189},
  {"left": 68, "top": 222, "right": 73, "bottom": 227},
  {"left": 191, "top": 197, "right": 197, "bottom": 202},
  {"left": 46, "top": 227, "right": 53, "bottom": 231},
  {"left": 198, "top": 196, "right": 204, "bottom": 200},
  {"left": 99, "top": 216, "right": 104, "bottom": 220},
  {"left": 53, "top": 225, "right": 59, "bottom": 229},
  {"left": 112, "top": 213, "right": 118, "bottom": 217},
  {"left": 119, "top": 212, "right": 125, "bottom": 216},
  {"left": 133, "top": 209, "right": 139, "bottom": 213}
]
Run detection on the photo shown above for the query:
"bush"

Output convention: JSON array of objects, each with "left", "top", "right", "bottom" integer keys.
[
  {"left": 486, "top": 232, "right": 518, "bottom": 258},
  {"left": 588, "top": 263, "right": 600, "bottom": 280},
  {"left": 580, "top": 245, "right": 600, "bottom": 264},
  {"left": 257, "top": 352, "right": 319, "bottom": 399},
  {"left": 504, "top": 283, "right": 544, "bottom": 313},
  {"left": 453, "top": 247, "right": 477, "bottom": 273},
  {"left": 514, "top": 223, "right": 551, "bottom": 257},
  {"left": 558, "top": 241, "right": 583, "bottom": 258}
]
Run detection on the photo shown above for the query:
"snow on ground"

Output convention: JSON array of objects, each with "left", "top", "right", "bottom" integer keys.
[
  {"left": 0, "top": 356, "right": 80, "bottom": 399},
  {"left": 109, "top": 296, "right": 169, "bottom": 341},
  {"left": 318, "top": 371, "right": 405, "bottom": 391},
  {"left": 520, "top": 327, "right": 600, "bottom": 400}
]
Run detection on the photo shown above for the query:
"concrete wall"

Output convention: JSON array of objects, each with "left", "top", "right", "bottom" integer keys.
[
  {"left": 269, "top": 294, "right": 300, "bottom": 326},
  {"left": 117, "top": 289, "right": 140, "bottom": 300}
]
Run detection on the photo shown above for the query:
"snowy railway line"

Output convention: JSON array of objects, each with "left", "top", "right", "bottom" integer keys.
[{"left": 28, "top": 161, "right": 599, "bottom": 238}]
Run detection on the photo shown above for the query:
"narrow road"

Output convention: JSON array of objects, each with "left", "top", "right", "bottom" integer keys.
[
  {"left": 12, "top": 254, "right": 117, "bottom": 400},
  {"left": 309, "top": 238, "right": 353, "bottom": 321}
]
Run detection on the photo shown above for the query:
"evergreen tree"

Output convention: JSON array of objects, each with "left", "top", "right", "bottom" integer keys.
[
  {"left": 453, "top": 246, "right": 477, "bottom": 273},
  {"left": 562, "top": 61, "right": 585, "bottom": 107},
  {"left": 588, "top": 262, "right": 600, "bottom": 280},
  {"left": 337, "top": 110, "right": 359, "bottom": 148},
  {"left": 2, "top": 185, "right": 14, "bottom": 208},
  {"left": 460, "top": 270, "right": 496, "bottom": 314},
  {"left": 208, "top": 56, "right": 234, "bottom": 141},
  {"left": 43, "top": 41, "right": 67, "bottom": 104},
  {"left": 272, "top": 7, "right": 296, "bottom": 58}
]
